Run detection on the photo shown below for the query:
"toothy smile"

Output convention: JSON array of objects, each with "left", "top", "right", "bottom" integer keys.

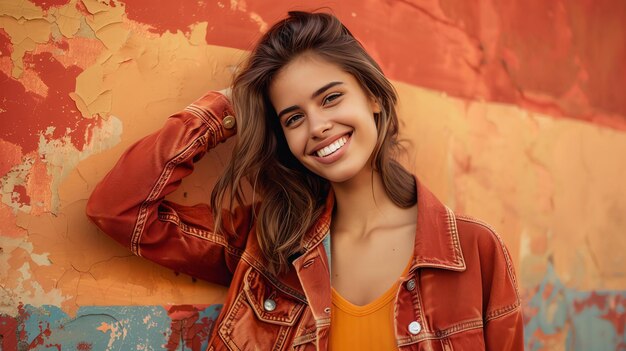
[{"left": 315, "top": 135, "right": 349, "bottom": 157}]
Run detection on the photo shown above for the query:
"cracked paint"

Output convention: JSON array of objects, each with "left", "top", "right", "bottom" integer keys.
[
  {"left": 0, "top": 304, "right": 221, "bottom": 350},
  {"left": 1, "top": 0, "right": 625, "bottom": 349},
  {"left": 120, "top": 0, "right": 626, "bottom": 129}
]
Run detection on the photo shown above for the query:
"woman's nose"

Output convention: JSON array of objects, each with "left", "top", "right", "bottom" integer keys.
[{"left": 309, "top": 115, "right": 333, "bottom": 138}]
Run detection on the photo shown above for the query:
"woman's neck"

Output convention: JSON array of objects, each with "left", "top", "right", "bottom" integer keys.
[{"left": 330, "top": 168, "right": 402, "bottom": 239}]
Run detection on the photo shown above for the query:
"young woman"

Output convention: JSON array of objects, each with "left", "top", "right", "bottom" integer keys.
[{"left": 87, "top": 11, "right": 523, "bottom": 350}]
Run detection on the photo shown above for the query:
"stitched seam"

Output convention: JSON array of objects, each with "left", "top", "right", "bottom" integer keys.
[
  {"left": 445, "top": 207, "right": 465, "bottom": 268},
  {"left": 485, "top": 303, "right": 521, "bottom": 322},
  {"left": 243, "top": 269, "right": 306, "bottom": 326},
  {"left": 414, "top": 276, "right": 427, "bottom": 332},
  {"left": 219, "top": 290, "right": 245, "bottom": 351},
  {"left": 240, "top": 253, "right": 307, "bottom": 303},
  {"left": 157, "top": 212, "right": 244, "bottom": 263},
  {"left": 303, "top": 217, "right": 331, "bottom": 250},
  {"left": 315, "top": 318, "right": 330, "bottom": 327},
  {"left": 185, "top": 105, "right": 210, "bottom": 124},
  {"left": 158, "top": 213, "right": 225, "bottom": 242},
  {"left": 397, "top": 324, "right": 481, "bottom": 347},
  {"left": 244, "top": 289, "right": 304, "bottom": 325},
  {"left": 456, "top": 215, "right": 522, "bottom": 317},
  {"left": 130, "top": 137, "right": 204, "bottom": 256},
  {"left": 434, "top": 318, "right": 483, "bottom": 338},
  {"left": 397, "top": 331, "right": 438, "bottom": 345},
  {"left": 186, "top": 104, "right": 223, "bottom": 141},
  {"left": 272, "top": 326, "right": 289, "bottom": 351},
  {"left": 293, "top": 332, "right": 316, "bottom": 346},
  {"left": 395, "top": 273, "right": 430, "bottom": 346}
]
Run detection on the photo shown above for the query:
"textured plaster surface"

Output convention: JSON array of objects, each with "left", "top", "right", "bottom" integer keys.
[{"left": 1, "top": 0, "right": 625, "bottom": 349}]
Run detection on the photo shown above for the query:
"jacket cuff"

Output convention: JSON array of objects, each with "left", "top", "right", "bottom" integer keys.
[{"left": 183, "top": 91, "right": 237, "bottom": 147}]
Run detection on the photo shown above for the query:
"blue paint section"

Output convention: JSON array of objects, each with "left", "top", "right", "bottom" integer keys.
[
  {"left": 524, "top": 264, "right": 626, "bottom": 351},
  {"left": 8, "top": 304, "right": 222, "bottom": 350}
]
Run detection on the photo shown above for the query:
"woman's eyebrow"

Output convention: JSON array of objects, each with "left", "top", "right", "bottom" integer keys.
[
  {"left": 311, "top": 81, "right": 343, "bottom": 99},
  {"left": 277, "top": 81, "right": 344, "bottom": 119}
]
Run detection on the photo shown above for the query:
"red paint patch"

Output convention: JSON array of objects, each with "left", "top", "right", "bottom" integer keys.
[
  {"left": 0, "top": 51, "right": 96, "bottom": 154},
  {"left": 55, "top": 39, "right": 69, "bottom": 51},
  {"left": 17, "top": 302, "right": 29, "bottom": 341},
  {"left": 573, "top": 291, "right": 608, "bottom": 313},
  {"left": 12, "top": 184, "right": 31, "bottom": 206},
  {"left": 76, "top": 0, "right": 92, "bottom": 17},
  {"left": 0, "top": 315, "right": 18, "bottom": 351},
  {"left": 164, "top": 305, "right": 214, "bottom": 350},
  {"left": 542, "top": 283, "right": 554, "bottom": 300},
  {"left": 77, "top": 342, "right": 93, "bottom": 350},
  {"left": 31, "top": 0, "right": 72, "bottom": 11},
  {"left": 123, "top": 1, "right": 212, "bottom": 35},
  {"left": 601, "top": 308, "right": 626, "bottom": 336},
  {"left": 0, "top": 29, "right": 11, "bottom": 56}
]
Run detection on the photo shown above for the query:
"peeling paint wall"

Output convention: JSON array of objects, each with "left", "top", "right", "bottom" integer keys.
[{"left": 1, "top": 0, "right": 625, "bottom": 350}]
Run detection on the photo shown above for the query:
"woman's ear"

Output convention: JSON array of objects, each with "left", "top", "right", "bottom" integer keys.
[{"left": 370, "top": 96, "right": 382, "bottom": 114}]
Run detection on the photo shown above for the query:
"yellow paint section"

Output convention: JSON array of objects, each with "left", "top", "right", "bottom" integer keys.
[
  {"left": 0, "top": 0, "right": 51, "bottom": 77},
  {"left": 52, "top": 1, "right": 82, "bottom": 38},
  {"left": 396, "top": 82, "right": 626, "bottom": 291}
]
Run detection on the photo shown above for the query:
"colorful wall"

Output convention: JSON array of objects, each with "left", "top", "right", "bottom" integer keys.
[{"left": 2, "top": 0, "right": 625, "bottom": 349}]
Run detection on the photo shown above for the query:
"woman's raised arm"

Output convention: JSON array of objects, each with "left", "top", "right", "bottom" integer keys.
[{"left": 86, "top": 91, "right": 251, "bottom": 286}]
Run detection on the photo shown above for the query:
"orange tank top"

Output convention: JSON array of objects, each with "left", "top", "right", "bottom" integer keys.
[{"left": 329, "top": 262, "right": 411, "bottom": 351}]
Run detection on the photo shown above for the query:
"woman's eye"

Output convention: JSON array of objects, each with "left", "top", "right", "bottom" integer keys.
[
  {"left": 285, "top": 114, "right": 303, "bottom": 127},
  {"left": 323, "top": 92, "right": 342, "bottom": 105}
]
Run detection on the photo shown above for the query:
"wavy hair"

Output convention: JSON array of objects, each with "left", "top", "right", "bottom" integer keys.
[{"left": 211, "top": 11, "right": 416, "bottom": 275}]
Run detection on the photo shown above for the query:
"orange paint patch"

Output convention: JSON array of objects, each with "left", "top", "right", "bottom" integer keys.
[
  {"left": 530, "top": 232, "right": 548, "bottom": 255},
  {"left": 96, "top": 322, "right": 111, "bottom": 333},
  {"left": 0, "top": 139, "right": 22, "bottom": 177},
  {"left": 34, "top": 37, "right": 105, "bottom": 70},
  {"left": 0, "top": 202, "right": 26, "bottom": 237},
  {"left": 16, "top": 67, "right": 49, "bottom": 97},
  {"left": 26, "top": 156, "right": 53, "bottom": 215}
]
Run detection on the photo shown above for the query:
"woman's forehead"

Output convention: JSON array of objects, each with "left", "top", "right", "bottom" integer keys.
[{"left": 269, "top": 55, "right": 355, "bottom": 104}]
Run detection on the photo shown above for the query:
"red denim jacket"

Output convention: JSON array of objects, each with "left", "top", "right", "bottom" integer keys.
[{"left": 86, "top": 92, "right": 524, "bottom": 350}]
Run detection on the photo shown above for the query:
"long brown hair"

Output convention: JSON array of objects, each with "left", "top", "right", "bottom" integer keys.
[{"left": 211, "top": 11, "right": 416, "bottom": 275}]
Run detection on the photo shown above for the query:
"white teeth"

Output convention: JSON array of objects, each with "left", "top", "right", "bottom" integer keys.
[{"left": 316, "top": 136, "right": 348, "bottom": 157}]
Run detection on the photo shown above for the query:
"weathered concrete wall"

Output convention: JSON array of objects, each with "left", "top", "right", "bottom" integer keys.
[{"left": 1, "top": 0, "right": 625, "bottom": 349}]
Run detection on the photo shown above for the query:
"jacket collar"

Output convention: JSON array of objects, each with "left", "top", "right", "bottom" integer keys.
[{"left": 300, "top": 177, "right": 466, "bottom": 272}]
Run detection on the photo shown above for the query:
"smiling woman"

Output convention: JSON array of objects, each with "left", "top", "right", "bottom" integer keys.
[
  {"left": 86, "top": 11, "right": 524, "bottom": 351},
  {"left": 270, "top": 54, "right": 381, "bottom": 183}
]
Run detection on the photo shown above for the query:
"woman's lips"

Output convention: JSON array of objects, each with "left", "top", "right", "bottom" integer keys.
[{"left": 311, "top": 133, "right": 351, "bottom": 164}]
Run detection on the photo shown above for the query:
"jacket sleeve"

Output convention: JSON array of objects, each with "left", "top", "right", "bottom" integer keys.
[
  {"left": 481, "top": 231, "right": 525, "bottom": 350},
  {"left": 86, "top": 91, "right": 250, "bottom": 286}
]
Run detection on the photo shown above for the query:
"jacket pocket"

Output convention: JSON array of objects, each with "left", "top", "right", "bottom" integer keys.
[
  {"left": 218, "top": 267, "right": 306, "bottom": 351},
  {"left": 447, "top": 327, "right": 485, "bottom": 350},
  {"left": 435, "top": 326, "right": 485, "bottom": 351}
]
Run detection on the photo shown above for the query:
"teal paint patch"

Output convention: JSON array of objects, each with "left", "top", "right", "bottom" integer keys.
[
  {"left": 1, "top": 304, "right": 222, "bottom": 350},
  {"left": 524, "top": 263, "right": 626, "bottom": 350}
]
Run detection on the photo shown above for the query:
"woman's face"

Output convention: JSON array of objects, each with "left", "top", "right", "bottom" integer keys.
[{"left": 269, "top": 54, "right": 381, "bottom": 184}]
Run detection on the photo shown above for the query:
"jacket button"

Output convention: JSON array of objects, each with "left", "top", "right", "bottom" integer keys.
[
  {"left": 222, "top": 115, "right": 236, "bottom": 129},
  {"left": 406, "top": 279, "right": 416, "bottom": 291},
  {"left": 408, "top": 321, "right": 422, "bottom": 335},
  {"left": 263, "top": 298, "right": 276, "bottom": 312}
]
